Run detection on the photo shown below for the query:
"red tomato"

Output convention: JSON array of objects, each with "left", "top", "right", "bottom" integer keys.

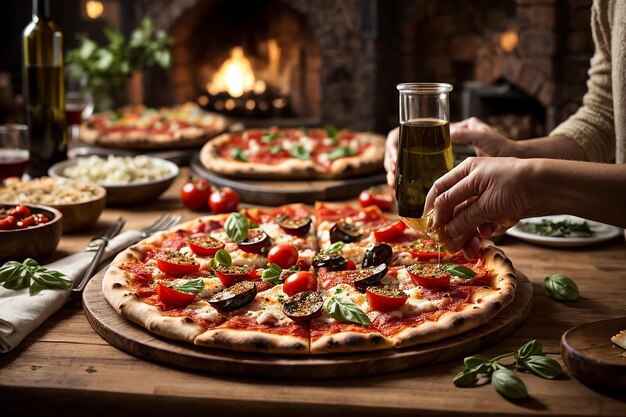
[
  {"left": 408, "top": 239, "right": 443, "bottom": 261},
  {"left": 156, "top": 252, "right": 201, "bottom": 277},
  {"left": 0, "top": 215, "right": 17, "bottom": 230},
  {"left": 373, "top": 220, "right": 407, "bottom": 243},
  {"left": 214, "top": 266, "right": 253, "bottom": 287},
  {"left": 209, "top": 187, "right": 240, "bottom": 214},
  {"left": 156, "top": 283, "right": 197, "bottom": 308},
  {"left": 344, "top": 259, "right": 356, "bottom": 270},
  {"left": 187, "top": 235, "right": 225, "bottom": 257},
  {"left": 406, "top": 264, "right": 450, "bottom": 289},
  {"left": 283, "top": 271, "right": 318, "bottom": 296},
  {"left": 180, "top": 177, "right": 211, "bottom": 210},
  {"left": 366, "top": 286, "right": 408, "bottom": 312},
  {"left": 358, "top": 187, "right": 393, "bottom": 211},
  {"left": 267, "top": 244, "right": 299, "bottom": 269},
  {"left": 8, "top": 205, "right": 31, "bottom": 219}
]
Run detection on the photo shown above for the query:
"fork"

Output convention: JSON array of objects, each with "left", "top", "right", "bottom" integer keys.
[
  {"left": 138, "top": 213, "right": 181, "bottom": 239},
  {"left": 72, "top": 217, "right": 126, "bottom": 296}
]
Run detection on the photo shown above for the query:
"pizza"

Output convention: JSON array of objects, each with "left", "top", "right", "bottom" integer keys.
[
  {"left": 199, "top": 127, "right": 386, "bottom": 179},
  {"left": 80, "top": 102, "right": 229, "bottom": 149},
  {"left": 102, "top": 203, "right": 518, "bottom": 355}
]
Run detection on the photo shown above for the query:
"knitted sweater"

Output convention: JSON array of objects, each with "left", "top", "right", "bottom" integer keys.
[{"left": 551, "top": 0, "right": 626, "bottom": 164}]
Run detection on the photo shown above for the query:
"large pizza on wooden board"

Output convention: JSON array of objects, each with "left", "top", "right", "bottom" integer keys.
[
  {"left": 199, "top": 127, "right": 386, "bottom": 179},
  {"left": 102, "top": 203, "right": 518, "bottom": 355},
  {"left": 80, "top": 103, "right": 229, "bottom": 149}
]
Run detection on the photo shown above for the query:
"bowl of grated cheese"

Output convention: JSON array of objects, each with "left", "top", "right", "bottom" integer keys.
[{"left": 49, "top": 155, "right": 179, "bottom": 206}]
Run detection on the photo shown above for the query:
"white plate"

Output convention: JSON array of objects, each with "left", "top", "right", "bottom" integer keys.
[{"left": 506, "top": 215, "right": 623, "bottom": 248}]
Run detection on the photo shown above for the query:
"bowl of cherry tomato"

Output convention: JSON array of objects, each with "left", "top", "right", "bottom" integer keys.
[{"left": 0, "top": 204, "right": 63, "bottom": 263}]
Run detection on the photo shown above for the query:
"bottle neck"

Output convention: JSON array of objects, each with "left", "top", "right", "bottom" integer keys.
[{"left": 33, "top": 0, "right": 51, "bottom": 19}]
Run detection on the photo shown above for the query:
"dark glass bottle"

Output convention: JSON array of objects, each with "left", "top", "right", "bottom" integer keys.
[{"left": 22, "top": 0, "right": 67, "bottom": 177}]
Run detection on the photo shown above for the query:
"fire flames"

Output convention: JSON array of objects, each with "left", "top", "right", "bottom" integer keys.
[{"left": 207, "top": 47, "right": 256, "bottom": 98}]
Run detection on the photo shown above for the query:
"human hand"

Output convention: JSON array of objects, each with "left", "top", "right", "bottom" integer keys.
[
  {"left": 451, "top": 117, "right": 517, "bottom": 157},
  {"left": 425, "top": 157, "right": 542, "bottom": 258},
  {"left": 384, "top": 127, "right": 399, "bottom": 187}
]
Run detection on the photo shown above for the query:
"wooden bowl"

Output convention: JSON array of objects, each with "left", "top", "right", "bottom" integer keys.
[
  {"left": 0, "top": 204, "right": 63, "bottom": 263},
  {"left": 52, "top": 184, "right": 106, "bottom": 232}
]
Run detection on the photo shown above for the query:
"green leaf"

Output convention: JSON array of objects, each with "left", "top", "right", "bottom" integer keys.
[
  {"left": 520, "top": 355, "right": 562, "bottom": 379},
  {"left": 230, "top": 147, "right": 249, "bottom": 162},
  {"left": 544, "top": 274, "right": 579, "bottom": 302},
  {"left": 464, "top": 355, "right": 490, "bottom": 369},
  {"left": 327, "top": 146, "right": 354, "bottom": 161},
  {"left": 225, "top": 213, "right": 250, "bottom": 242},
  {"left": 515, "top": 339, "right": 543, "bottom": 361},
  {"left": 441, "top": 264, "right": 476, "bottom": 279},
  {"left": 522, "top": 219, "right": 594, "bottom": 237},
  {"left": 269, "top": 145, "right": 282, "bottom": 155},
  {"left": 290, "top": 144, "right": 310, "bottom": 161},
  {"left": 174, "top": 278, "right": 205, "bottom": 294},
  {"left": 453, "top": 368, "right": 479, "bottom": 387},
  {"left": 210, "top": 249, "right": 232, "bottom": 269},
  {"left": 31, "top": 270, "right": 72, "bottom": 290},
  {"left": 323, "top": 241, "right": 345, "bottom": 255},
  {"left": 324, "top": 295, "right": 371, "bottom": 326},
  {"left": 262, "top": 133, "right": 279, "bottom": 143},
  {"left": 29, "top": 281, "right": 44, "bottom": 296},
  {"left": 262, "top": 263, "right": 282, "bottom": 286},
  {"left": 491, "top": 368, "right": 528, "bottom": 399},
  {"left": 325, "top": 124, "right": 338, "bottom": 140}
]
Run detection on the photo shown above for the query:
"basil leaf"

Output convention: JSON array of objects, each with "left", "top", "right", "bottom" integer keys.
[
  {"left": 31, "top": 270, "right": 72, "bottom": 290},
  {"left": 225, "top": 213, "right": 250, "bottom": 242},
  {"left": 29, "top": 281, "right": 45, "bottom": 296},
  {"left": 325, "top": 124, "right": 338, "bottom": 141},
  {"left": 515, "top": 339, "right": 543, "bottom": 361},
  {"left": 230, "top": 146, "right": 249, "bottom": 162},
  {"left": 464, "top": 355, "right": 490, "bottom": 369},
  {"left": 261, "top": 132, "right": 278, "bottom": 143},
  {"left": 324, "top": 295, "right": 371, "bottom": 326},
  {"left": 544, "top": 274, "right": 579, "bottom": 302},
  {"left": 453, "top": 368, "right": 479, "bottom": 387},
  {"left": 211, "top": 249, "right": 232, "bottom": 269},
  {"left": 491, "top": 368, "right": 528, "bottom": 399},
  {"left": 290, "top": 144, "right": 310, "bottom": 160},
  {"left": 269, "top": 144, "right": 282, "bottom": 154},
  {"left": 0, "top": 263, "right": 32, "bottom": 290},
  {"left": 523, "top": 219, "right": 594, "bottom": 237},
  {"left": 441, "top": 264, "right": 476, "bottom": 279},
  {"left": 174, "top": 278, "right": 205, "bottom": 294},
  {"left": 324, "top": 241, "right": 345, "bottom": 255},
  {"left": 520, "top": 355, "right": 562, "bottom": 379},
  {"left": 261, "top": 263, "right": 282, "bottom": 286},
  {"left": 327, "top": 146, "right": 353, "bottom": 161}
]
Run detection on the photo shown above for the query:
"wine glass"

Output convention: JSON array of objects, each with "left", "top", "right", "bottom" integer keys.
[
  {"left": 395, "top": 82, "right": 453, "bottom": 242},
  {"left": 0, "top": 124, "right": 29, "bottom": 181},
  {"left": 65, "top": 67, "right": 94, "bottom": 156}
]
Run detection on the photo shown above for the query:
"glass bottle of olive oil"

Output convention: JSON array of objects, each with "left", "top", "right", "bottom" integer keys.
[{"left": 22, "top": 0, "right": 67, "bottom": 177}]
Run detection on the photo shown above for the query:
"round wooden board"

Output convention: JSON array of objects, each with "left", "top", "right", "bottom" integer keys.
[
  {"left": 561, "top": 317, "right": 626, "bottom": 391},
  {"left": 83, "top": 269, "right": 533, "bottom": 379},
  {"left": 190, "top": 153, "right": 387, "bottom": 205}
]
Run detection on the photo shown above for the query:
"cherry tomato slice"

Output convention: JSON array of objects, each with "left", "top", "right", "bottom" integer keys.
[
  {"left": 358, "top": 187, "right": 393, "bottom": 211},
  {"left": 366, "top": 285, "right": 408, "bottom": 312},
  {"left": 215, "top": 265, "right": 253, "bottom": 287},
  {"left": 157, "top": 283, "right": 197, "bottom": 308},
  {"left": 267, "top": 244, "right": 299, "bottom": 269},
  {"left": 344, "top": 259, "right": 357, "bottom": 270},
  {"left": 408, "top": 239, "right": 443, "bottom": 261},
  {"left": 283, "top": 271, "right": 318, "bottom": 296},
  {"left": 156, "top": 252, "right": 201, "bottom": 277},
  {"left": 209, "top": 187, "right": 240, "bottom": 214},
  {"left": 180, "top": 177, "right": 211, "bottom": 210},
  {"left": 373, "top": 220, "right": 407, "bottom": 243},
  {"left": 406, "top": 264, "right": 451, "bottom": 289},
  {"left": 187, "top": 235, "right": 225, "bottom": 257},
  {"left": 0, "top": 215, "right": 17, "bottom": 230}
]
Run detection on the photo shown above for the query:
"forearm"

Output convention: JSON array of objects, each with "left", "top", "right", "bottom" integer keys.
[
  {"left": 512, "top": 135, "right": 589, "bottom": 161},
  {"left": 534, "top": 159, "right": 626, "bottom": 228}
]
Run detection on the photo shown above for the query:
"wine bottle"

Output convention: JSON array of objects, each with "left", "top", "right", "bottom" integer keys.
[{"left": 22, "top": 0, "right": 67, "bottom": 177}]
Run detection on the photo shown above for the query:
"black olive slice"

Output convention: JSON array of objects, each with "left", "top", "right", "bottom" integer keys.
[
  {"left": 312, "top": 253, "right": 347, "bottom": 271},
  {"left": 275, "top": 214, "right": 312, "bottom": 236},
  {"left": 208, "top": 280, "right": 257, "bottom": 311},
  {"left": 362, "top": 243, "right": 393, "bottom": 268},
  {"left": 329, "top": 220, "right": 363, "bottom": 243},
  {"left": 237, "top": 229, "right": 272, "bottom": 254},
  {"left": 353, "top": 263, "right": 388, "bottom": 293},
  {"left": 282, "top": 291, "right": 323, "bottom": 323}
]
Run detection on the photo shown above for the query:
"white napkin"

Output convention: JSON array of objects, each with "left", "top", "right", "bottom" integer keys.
[{"left": 0, "top": 230, "right": 143, "bottom": 353}]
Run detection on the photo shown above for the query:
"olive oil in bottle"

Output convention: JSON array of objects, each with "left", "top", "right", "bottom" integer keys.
[
  {"left": 396, "top": 118, "right": 453, "bottom": 244},
  {"left": 22, "top": 0, "right": 67, "bottom": 177}
]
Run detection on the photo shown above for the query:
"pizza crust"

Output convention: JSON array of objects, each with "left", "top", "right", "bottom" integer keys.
[
  {"left": 199, "top": 131, "right": 385, "bottom": 180},
  {"left": 195, "top": 328, "right": 309, "bottom": 354},
  {"left": 310, "top": 329, "right": 392, "bottom": 354}
]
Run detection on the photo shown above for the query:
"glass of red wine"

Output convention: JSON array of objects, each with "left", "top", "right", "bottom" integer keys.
[
  {"left": 65, "top": 67, "right": 94, "bottom": 157},
  {"left": 0, "top": 124, "right": 29, "bottom": 181}
]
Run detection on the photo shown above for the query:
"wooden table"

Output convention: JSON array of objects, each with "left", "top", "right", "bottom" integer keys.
[{"left": 1, "top": 168, "right": 626, "bottom": 417}]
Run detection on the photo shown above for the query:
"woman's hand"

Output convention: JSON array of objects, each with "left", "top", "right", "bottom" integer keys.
[
  {"left": 384, "top": 127, "right": 399, "bottom": 187},
  {"left": 425, "top": 157, "right": 542, "bottom": 258},
  {"left": 451, "top": 117, "right": 518, "bottom": 157}
]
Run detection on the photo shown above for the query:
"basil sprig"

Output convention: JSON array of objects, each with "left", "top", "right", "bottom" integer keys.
[
  {"left": 262, "top": 264, "right": 299, "bottom": 286},
  {"left": 324, "top": 288, "right": 371, "bottom": 326},
  {"left": 327, "top": 146, "right": 354, "bottom": 161},
  {"left": 544, "top": 274, "right": 579, "bottom": 302},
  {"left": 173, "top": 278, "right": 205, "bottom": 294},
  {"left": 0, "top": 258, "right": 72, "bottom": 295},
  {"left": 441, "top": 264, "right": 476, "bottom": 279},
  {"left": 225, "top": 213, "right": 252, "bottom": 242},
  {"left": 210, "top": 249, "right": 232, "bottom": 270},
  {"left": 453, "top": 339, "right": 562, "bottom": 400},
  {"left": 230, "top": 147, "right": 249, "bottom": 162}
]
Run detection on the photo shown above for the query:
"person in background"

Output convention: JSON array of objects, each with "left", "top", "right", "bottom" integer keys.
[{"left": 384, "top": 0, "right": 626, "bottom": 259}]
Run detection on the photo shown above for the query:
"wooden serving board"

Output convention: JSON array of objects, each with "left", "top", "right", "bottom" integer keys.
[
  {"left": 190, "top": 153, "right": 387, "bottom": 205},
  {"left": 561, "top": 317, "right": 626, "bottom": 391},
  {"left": 83, "top": 270, "right": 533, "bottom": 379}
]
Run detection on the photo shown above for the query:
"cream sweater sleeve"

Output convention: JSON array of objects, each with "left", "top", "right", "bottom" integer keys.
[{"left": 550, "top": 1, "right": 616, "bottom": 163}]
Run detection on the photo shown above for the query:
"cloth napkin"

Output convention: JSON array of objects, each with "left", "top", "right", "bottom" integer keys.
[{"left": 0, "top": 230, "right": 144, "bottom": 353}]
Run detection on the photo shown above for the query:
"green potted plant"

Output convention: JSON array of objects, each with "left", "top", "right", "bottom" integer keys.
[{"left": 67, "top": 18, "right": 173, "bottom": 111}]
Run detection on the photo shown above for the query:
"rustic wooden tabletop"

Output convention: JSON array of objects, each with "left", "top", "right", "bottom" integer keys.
[{"left": 1, "top": 168, "right": 625, "bottom": 417}]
